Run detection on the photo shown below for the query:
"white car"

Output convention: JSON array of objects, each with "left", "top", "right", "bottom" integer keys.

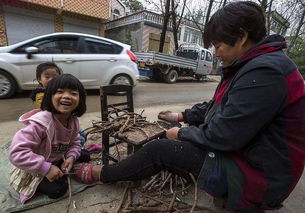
[{"left": 0, "top": 32, "right": 139, "bottom": 98}]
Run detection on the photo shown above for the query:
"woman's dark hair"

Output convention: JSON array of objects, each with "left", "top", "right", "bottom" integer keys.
[
  {"left": 41, "top": 74, "right": 86, "bottom": 117},
  {"left": 36, "top": 62, "right": 62, "bottom": 81},
  {"left": 203, "top": 1, "right": 266, "bottom": 48}
]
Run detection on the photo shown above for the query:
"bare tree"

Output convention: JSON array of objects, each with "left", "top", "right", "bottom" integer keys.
[
  {"left": 145, "top": 0, "right": 188, "bottom": 52},
  {"left": 257, "top": 0, "right": 274, "bottom": 35},
  {"left": 222, "top": 0, "right": 227, "bottom": 7},
  {"left": 121, "top": 0, "right": 144, "bottom": 13},
  {"left": 159, "top": 0, "right": 171, "bottom": 52},
  {"left": 204, "top": 0, "right": 215, "bottom": 28},
  {"left": 185, "top": 6, "right": 204, "bottom": 36},
  {"left": 171, "top": 0, "right": 187, "bottom": 50},
  {"left": 258, "top": 0, "right": 268, "bottom": 12},
  {"left": 287, "top": 3, "right": 305, "bottom": 55},
  {"left": 266, "top": 0, "right": 274, "bottom": 35}
]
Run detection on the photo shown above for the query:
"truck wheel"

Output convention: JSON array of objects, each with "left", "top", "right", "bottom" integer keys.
[
  {"left": 0, "top": 70, "right": 18, "bottom": 99},
  {"left": 165, "top": 69, "right": 178, "bottom": 83},
  {"left": 195, "top": 74, "right": 206, "bottom": 81}
]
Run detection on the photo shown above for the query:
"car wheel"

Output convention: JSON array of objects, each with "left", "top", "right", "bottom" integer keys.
[
  {"left": 110, "top": 74, "right": 133, "bottom": 96},
  {"left": 164, "top": 69, "right": 178, "bottom": 83},
  {"left": 111, "top": 74, "right": 132, "bottom": 85},
  {"left": 0, "top": 70, "right": 18, "bottom": 99}
]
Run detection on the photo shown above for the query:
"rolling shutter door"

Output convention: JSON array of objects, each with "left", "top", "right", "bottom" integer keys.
[{"left": 4, "top": 6, "right": 54, "bottom": 45}]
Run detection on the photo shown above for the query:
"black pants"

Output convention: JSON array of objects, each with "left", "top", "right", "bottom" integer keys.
[
  {"left": 101, "top": 139, "right": 206, "bottom": 183},
  {"left": 36, "top": 149, "right": 90, "bottom": 199}
]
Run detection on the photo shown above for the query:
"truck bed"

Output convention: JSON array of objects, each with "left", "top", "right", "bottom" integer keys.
[{"left": 135, "top": 51, "right": 198, "bottom": 70}]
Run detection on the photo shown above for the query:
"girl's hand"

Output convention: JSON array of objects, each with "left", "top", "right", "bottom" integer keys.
[
  {"left": 61, "top": 156, "right": 75, "bottom": 173},
  {"left": 46, "top": 165, "right": 63, "bottom": 182},
  {"left": 166, "top": 127, "right": 180, "bottom": 140}
]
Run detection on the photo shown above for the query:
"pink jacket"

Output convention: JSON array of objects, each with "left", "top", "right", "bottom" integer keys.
[{"left": 9, "top": 109, "right": 81, "bottom": 203}]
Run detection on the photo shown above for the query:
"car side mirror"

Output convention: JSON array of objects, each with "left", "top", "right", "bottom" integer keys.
[{"left": 25, "top": 46, "right": 38, "bottom": 59}]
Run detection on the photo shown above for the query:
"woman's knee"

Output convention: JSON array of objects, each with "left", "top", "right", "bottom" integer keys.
[
  {"left": 144, "top": 139, "right": 174, "bottom": 154},
  {"left": 145, "top": 139, "right": 174, "bottom": 148}
]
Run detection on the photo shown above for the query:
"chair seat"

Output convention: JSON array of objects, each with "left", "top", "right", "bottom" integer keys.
[{"left": 100, "top": 85, "right": 164, "bottom": 165}]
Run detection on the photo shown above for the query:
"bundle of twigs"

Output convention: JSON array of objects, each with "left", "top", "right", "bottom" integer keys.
[
  {"left": 113, "top": 172, "right": 218, "bottom": 213},
  {"left": 81, "top": 107, "right": 217, "bottom": 212},
  {"left": 82, "top": 107, "right": 158, "bottom": 140}
]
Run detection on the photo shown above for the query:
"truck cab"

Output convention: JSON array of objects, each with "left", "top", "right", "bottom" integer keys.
[{"left": 176, "top": 43, "right": 213, "bottom": 77}]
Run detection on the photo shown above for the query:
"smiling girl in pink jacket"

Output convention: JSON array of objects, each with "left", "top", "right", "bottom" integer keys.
[{"left": 9, "top": 74, "right": 87, "bottom": 203}]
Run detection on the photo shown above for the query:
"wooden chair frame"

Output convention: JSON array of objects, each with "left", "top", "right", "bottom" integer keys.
[{"left": 100, "top": 85, "right": 135, "bottom": 165}]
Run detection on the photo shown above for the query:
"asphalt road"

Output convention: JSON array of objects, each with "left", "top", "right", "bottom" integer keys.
[{"left": 0, "top": 78, "right": 218, "bottom": 122}]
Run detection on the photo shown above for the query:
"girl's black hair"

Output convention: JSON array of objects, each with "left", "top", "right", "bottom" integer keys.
[
  {"left": 36, "top": 62, "right": 62, "bottom": 81},
  {"left": 41, "top": 74, "right": 86, "bottom": 117},
  {"left": 203, "top": 1, "right": 266, "bottom": 48}
]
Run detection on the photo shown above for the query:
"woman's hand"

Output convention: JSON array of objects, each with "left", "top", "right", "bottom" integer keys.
[
  {"left": 46, "top": 165, "right": 63, "bottom": 182},
  {"left": 158, "top": 111, "right": 184, "bottom": 122},
  {"left": 158, "top": 111, "right": 178, "bottom": 122},
  {"left": 166, "top": 127, "right": 180, "bottom": 140},
  {"left": 61, "top": 156, "right": 75, "bottom": 173}
]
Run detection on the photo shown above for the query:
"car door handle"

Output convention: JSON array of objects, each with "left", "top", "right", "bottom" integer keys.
[
  {"left": 108, "top": 59, "right": 117, "bottom": 62},
  {"left": 65, "top": 58, "right": 74, "bottom": 63}
]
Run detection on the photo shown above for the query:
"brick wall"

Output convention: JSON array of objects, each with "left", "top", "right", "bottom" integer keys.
[
  {"left": 55, "top": 14, "right": 63, "bottom": 32},
  {"left": 21, "top": 0, "right": 61, "bottom": 8},
  {"left": 20, "top": 0, "right": 109, "bottom": 19},
  {"left": 0, "top": 5, "right": 8, "bottom": 46},
  {"left": 99, "top": 22, "right": 105, "bottom": 37},
  {"left": 0, "top": 0, "right": 108, "bottom": 44}
]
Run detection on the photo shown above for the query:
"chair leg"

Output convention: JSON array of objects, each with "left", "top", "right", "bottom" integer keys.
[
  {"left": 133, "top": 145, "right": 142, "bottom": 153},
  {"left": 127, "top": 144, "right": 133, "bottom": 155},
  {"left": 102, "top": 133, "right": 109, "bottom": 165},
  {"left": 127, "top": 144, "right": 142, "bottom": 155}
]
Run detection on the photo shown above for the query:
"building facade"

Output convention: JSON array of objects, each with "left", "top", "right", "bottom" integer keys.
[
  {"left": 105, "top": 10, "right": 204, "bottom": 55},
  {"left": 269, "top": 11, "right": 290, "bottom": 36},
  {"left": 0, "top": 0, "right": 109, "bottom": 46},
  {"left": 110, "top": 0, "right": 128, "bottom": 20}
]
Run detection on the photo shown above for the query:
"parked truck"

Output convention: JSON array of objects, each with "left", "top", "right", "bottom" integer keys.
[{"left": 135, "top": 43, "right": 213, "bottom": 83}]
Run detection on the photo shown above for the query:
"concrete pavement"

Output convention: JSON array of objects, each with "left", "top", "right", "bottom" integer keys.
[{"left": 1, "top": 102, "right": 303, "bottom": 212}]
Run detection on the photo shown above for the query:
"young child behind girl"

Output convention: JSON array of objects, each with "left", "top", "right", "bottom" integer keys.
[
  {"left": 30, "top": 62, "right": 61, "bottom": 109},
  {"left": 30, "top": 62, "right": 88, "bottom": 145},
  {"left": 9, "top": 74, "right": 87, "bottom": 203}
]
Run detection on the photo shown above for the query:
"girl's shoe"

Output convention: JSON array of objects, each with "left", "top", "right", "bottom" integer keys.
[
  {"left": 85, "top": 144, "right": 103, "bottom": 152},
  {"left": 73, "top": 163, "right": 102, "bottom": 184}
]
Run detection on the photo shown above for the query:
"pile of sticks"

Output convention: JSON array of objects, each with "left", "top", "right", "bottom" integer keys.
[
  {"left": 114, "top": 172, "right": 217, "bottom": 213},
  {"left": 80, "top": 107, "right": 217, "bottom": 212},
  {"left": 83, "top": 107, "right": 163, "bottom": 141}
]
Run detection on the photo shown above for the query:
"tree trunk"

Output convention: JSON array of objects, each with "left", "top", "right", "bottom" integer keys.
[
  {"left": 171, "top": 0, "right": 187, "bottom": 50},
  {"left": 222, "top": 0, "right": 227, "bottom": 7},
  {"left": 171, "top": 0, "right": 178, "bottom": 50},
  {"left": 159, "top": 0, "right": 170, "bottom": 53},
  {"left": 287, "top": 6, "right": 305, "bottom": 55},
  {"left": 266, "top": 0, "right": 274, "bottom": 35},
  {"left": 203, "top": 0, "right": 214, "bottom": 48},
  {"left": 260, "top": 0, "right": 268, "bottom": 12}
]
